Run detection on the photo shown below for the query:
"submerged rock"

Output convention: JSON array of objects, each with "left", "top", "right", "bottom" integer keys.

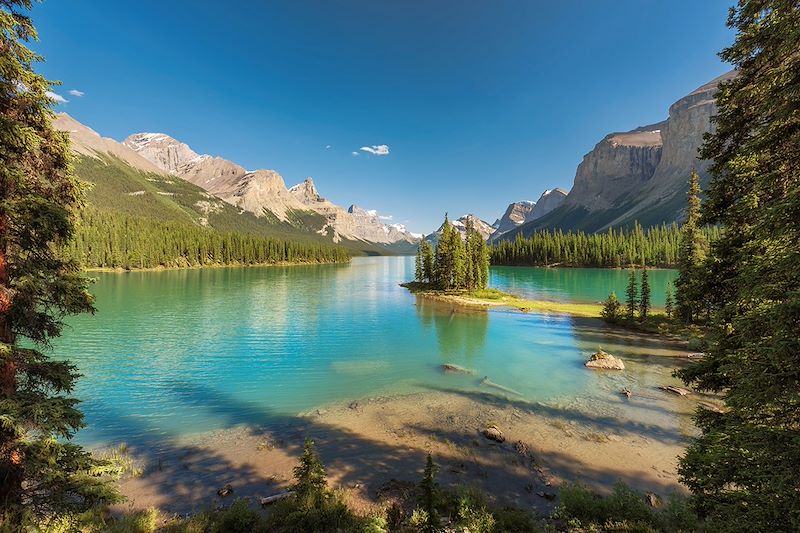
[
  {"left": 659, "top": 385, "right": 692, "bottom": 396},
  {"left": 479, "top": 376, "right": 523, "bottom": 396},
  {"left": 441, "top": 363, "right": 476, "bottom": 375},
  {"left": 482, "top": 424, "right": 505, "bottom": 443},
  {"left": 585, "top": 350, "right": 625, "bottom": 370}
]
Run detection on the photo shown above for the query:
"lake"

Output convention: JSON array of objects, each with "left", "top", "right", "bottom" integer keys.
[{"left": 55, "top": 257, "right": 681, "bottom": 450}]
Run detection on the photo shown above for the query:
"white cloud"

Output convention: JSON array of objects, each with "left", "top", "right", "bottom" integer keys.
[
  {"left": 351, "top": 151, "right": 359, "bottom": 157},
  {"left": 45, "top": 91, "right": 68, "bottom": 104},
  {"left": 379, "top": 214, "right": 393, "bottom": 221},
  {"left": 360, "top": 144, "right": 389, "bottom": 156},
  {"left": 68, "top": 89, "right": 85, "bottom": 97}
]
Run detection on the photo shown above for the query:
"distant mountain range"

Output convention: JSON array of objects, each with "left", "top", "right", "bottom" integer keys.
[
  {"left": 58, "top": 70, "right": 731, "bottom": 254},
  {"left": 55, "top": 114, "right": 420, "bottom": 255},
  {"left": 494, "top": 71, "right": 735, "bottom": 241}
]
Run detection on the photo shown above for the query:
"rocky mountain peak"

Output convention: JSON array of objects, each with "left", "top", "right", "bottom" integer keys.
[
  {"left": 123, "top": 132, "right": 202, "bottom": 174},
  {"left": 288, "top": 177, "right": 321, "bottom": 201},
  {"left": 489, "top": 188, "right": 568, "bottom": 241}
]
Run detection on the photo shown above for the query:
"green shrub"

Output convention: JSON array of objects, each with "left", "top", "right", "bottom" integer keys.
[
  {"left": 108, "top": 508, "right": 158, "bottom": 533},
  {"left": 492, "top": 506, "right": 540, "bottom": 532},
  {"left": 555, "top": 482, "right": 700, "bottom": 533},
  {"left": 452, "top": 488, "right": 495, "bottom": 533},
  {"left": 213, "top": 499, "right": 263, "bottom": 533}
]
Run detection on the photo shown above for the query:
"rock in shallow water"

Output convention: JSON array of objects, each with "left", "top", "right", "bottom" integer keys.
[
  {"left": 482, "top": 424, "right": 505, "bottom": 443},
  {"left": 585, "top": 350, "right": 625, "bottom": 370}
]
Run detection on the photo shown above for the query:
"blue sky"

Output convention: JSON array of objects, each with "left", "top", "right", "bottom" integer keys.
[{"left": 33, "top": 1, "right": 734, "bottom": 234}]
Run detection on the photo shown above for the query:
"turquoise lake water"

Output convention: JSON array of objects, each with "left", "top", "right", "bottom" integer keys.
[{"left": 54, "top": 257, "right": 679, "bottom": 449}]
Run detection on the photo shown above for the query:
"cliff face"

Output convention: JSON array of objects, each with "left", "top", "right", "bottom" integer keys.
[
  {"left": 529, "top": 188, "right": 568, "bottom": 219},
  {"left": 500, "top": 70, "right": 736, "bottom": 238},
  {"left": 564, "top": 126, "right": 664, "bottom": 211},
  {"left": 489, "top": 189, "right": 567, "bottom": 241},
  {"left": 493, "top": 202, "right": 535, "bottom": 235},
  {"left": 124, "top": 134, "right": 419, "bottom": 247}
]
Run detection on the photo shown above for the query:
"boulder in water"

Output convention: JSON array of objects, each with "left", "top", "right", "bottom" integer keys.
[
  {"left": 585, "top": 350, "right": 625, "bottom": 370},
  {"left": 482, "top": 424, "right": 505, "bottom": 443}
]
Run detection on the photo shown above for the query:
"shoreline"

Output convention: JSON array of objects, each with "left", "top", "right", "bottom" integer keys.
[
  {"left": 111, "top": 381, "right": 706, "bottom": 517},
  {"left": 401, "top": 281, "right": 605, "bottom": 318},
  {"left": 83, "top": 259, "right": 352, "bottom": 273}
]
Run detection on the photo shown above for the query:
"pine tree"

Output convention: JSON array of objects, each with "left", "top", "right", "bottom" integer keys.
[
  {"left": 452, "top": 225, "right": 467, "bottom": 290},
  {"left": 601, "top": 292, "right": 624, "bottom": 323},
  {"left": 415, "top": 244, "right": 424, "bottom": 282},
  {"left": 0, "top": 2, "right": 121, "bottom": 527},
  {"left": 625, "top": 269, "right": 638, "bottom": 321},
  {"left": 418, "top": 453, "right": 439, "bottom": 533},
  {"left": 676, "top": 3, "right": 800, "bottom": 530},
  {"left": 421, "top": 240, "right": 434, "bottom": 283},
  {"left": 433, "top": 214, "right": 453, "bottom": 289},
  {"left": 674, "top": 170, "right": 706, "bottom": 323},
  {"left": 292, "top": 438, "right": 327, "bottom": 506},
  {"left": 664, "top": 285, "right": 674, "bottom": 319},
  {"left": 463, "top": 218, "right": 477, "bottom": 290},
  {"left": 639, "top": 265, "right": 651, "bottom": 321}
]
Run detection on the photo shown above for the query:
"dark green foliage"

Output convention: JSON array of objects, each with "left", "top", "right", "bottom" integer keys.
[
  {"left": 418, "top": 453, "right": 440, "bottom": 532},
  {"left": 490, "top": 223, "right": 720, "bottom": 268},
  {"left": 676, "top": 2, "right": 800, "bottom": 530},
  {"left": 429, "top": 214, "right": 488, "bottom": 291},
  {"left": 555, "top": 482, "right": 698, "bottom": 533},
  {"left": 601, "top": 292, "right": 624, "bottom": 323},
  {"left": 67, "top": 208, "right": 349, "bottom": 269},
  {"left": 664, "top": 285, "right": 674, "bottom": 319},
  {"left": 421, "top": 241, "right": 434, "bottom": 283},
  {"left": 625, "top": 269, "right": 638, "bottom": 321},
  {"left": 674, "top": 171, "right": 707, "bottom": 324},
  {"left": 0, "top": 2, "right": 121, "bottom": 528},
  {"left": 292, "top": 438, "right": 327, "bottom": 506},
  {"left": 213, "top": 499, "right": 262, "bottom": 533},
  {"left": 639, "top": 266, "right": 651, "bottom": 321}
]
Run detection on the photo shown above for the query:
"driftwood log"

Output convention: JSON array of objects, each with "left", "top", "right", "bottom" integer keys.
[
  {"left": 260, "top": 490, "right": 294, "bottom": 506},
  {"left": 659, "top": 385, "right": 692, "bottom": 396}
]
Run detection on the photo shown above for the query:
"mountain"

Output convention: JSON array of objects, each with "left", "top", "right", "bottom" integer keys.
[
  {"left": 53, "top": 113, "right": 340, "bottom": 245},
  {"left": 425, "top": 214, "right": 496, "bottom": 245},
  {"left": 123, "top": 133, "right": 420, "bottom": 251},
  {"left": 54, "top": 113, "right": 416, "bottom": 255},
  {"left": 498, "top": 71, "right": 736, "bottom": 239},
  {"left": 489, "top": 188, "right": 567, "bottom": 241}
]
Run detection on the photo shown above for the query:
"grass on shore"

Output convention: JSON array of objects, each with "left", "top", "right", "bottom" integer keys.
[{"left": 401, "top": 282, "right": 604, "bottom": 318}]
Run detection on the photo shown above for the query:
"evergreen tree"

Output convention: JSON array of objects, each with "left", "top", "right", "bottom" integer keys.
[
  {"left": 433, "top": 214, "right": 454, "bottom": 289},
  {"left": 625, "top": 269, "right": 638, "bottom": 321},
  {"left": 418, "top": 453, "right": 439, "bottom": 533},
  {"left": 639, "top": 265, "right": 651, "bottom": 320},
  {"left": 600, "top": 292, "right": 624, "bottom": 324},
  {"left": 463, "top": 218, "right": 477, "bottom": 290},
  {"left": 664, "top": 285, "right": 674, "bottom": 319},
  {"left": 451, "top": 224, "right": 467, "bottom": 290},
  {"left": 674, "top": 170, "right": 706, "bottom": 323},
  {"left": 676, "top": 3, "right": 800, "bottom": 530},
  {"left": 421, "top": 240, "right": 434, "bottom": 283},
  {"left": 0, "top": 3, "right": 123, "bottom": 527},
  {"left": 415, "top": 244, "right": 424, "bottom": 282},
  {"left": 292, "top": 438, "right": 327, "bottom": 506}
]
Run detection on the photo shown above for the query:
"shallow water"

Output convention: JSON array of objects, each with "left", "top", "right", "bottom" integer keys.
[{"left": 54, "top": 257, "right": 685, "bottom": 449}]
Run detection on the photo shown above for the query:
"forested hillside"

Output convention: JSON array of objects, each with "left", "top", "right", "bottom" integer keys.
[
  {"left": 490, "top": 224, "right": 721, "bottom": 268},
  {"left": 71, "top": 155, "right": 350, "bottom": 268}
]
